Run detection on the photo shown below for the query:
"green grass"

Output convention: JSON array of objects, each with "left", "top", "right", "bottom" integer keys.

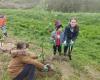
[{"left": 0, "top": 9, "right": 100, "bottom": 80}]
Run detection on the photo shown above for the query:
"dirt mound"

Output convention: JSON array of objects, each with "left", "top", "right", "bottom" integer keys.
[
  {"left": 35, "top": 56, "right": 62, "bottom": 79},
  {"left": 35, "top": 70, "right": 61, "bottom": 80},
  {"left": 84, "top": 66, "right": 100, "bottom": 80}
]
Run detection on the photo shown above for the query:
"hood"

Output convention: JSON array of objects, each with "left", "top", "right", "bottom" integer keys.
[{"left": 10, "top": 49, "right": 27, "bottom": 58}]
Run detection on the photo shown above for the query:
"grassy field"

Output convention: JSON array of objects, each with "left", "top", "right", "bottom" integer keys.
[{"left": 0, "top": 9, "right": 100, "bottom": 80}]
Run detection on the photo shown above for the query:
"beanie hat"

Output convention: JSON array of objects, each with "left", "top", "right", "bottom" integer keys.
[{"left": 55, "top": 20, "right": 62, "bottom": 30}]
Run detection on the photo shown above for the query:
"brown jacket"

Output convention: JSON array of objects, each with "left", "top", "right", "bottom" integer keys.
[{"left": 7, "top": 49, "right": 44, "bottom": 79}]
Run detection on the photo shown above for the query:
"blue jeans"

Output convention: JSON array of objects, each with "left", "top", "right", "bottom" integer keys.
[{"left": 13, "top": 64, "right": 35, "bottom": 80}]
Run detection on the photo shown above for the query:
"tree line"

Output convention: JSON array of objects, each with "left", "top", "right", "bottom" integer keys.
[{"left": 41, "top": 0, "right": 100, "bottom": 12}]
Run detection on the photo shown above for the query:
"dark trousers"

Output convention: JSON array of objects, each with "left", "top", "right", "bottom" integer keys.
[
  {"left": 13, "top": 64, "right": 35, "bottom": 80},
  {"left": 53, "top": 45, "right": 62, "bottom": 55},
  {"left": 64, "top": 45, "right": 73, "bottom": 56}
]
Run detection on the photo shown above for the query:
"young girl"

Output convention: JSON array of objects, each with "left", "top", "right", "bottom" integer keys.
[
  {"left": 51, "top": 20, "right": 63, "bottom": 56},
  {"left": 63, "top": 18, "right": 79, "bottom": 60},
  {"left": 8, "top": 42, "right": 50, "bottom": 80}
]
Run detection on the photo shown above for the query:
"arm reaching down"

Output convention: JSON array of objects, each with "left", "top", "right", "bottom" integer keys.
[{"left": 27, "top": 51, "right": 38, "bottom": 59}]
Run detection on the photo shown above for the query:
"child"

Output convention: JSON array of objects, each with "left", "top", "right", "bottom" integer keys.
[
  {"left": 63, "top": 18, "right": 79, "bottom": 60},
  {"left": 51, "top": 20, "right": 63, "bottom": 56},
  {"left": 8, "top": 42, "right": 50, "bottom": 80},
  {"left": 0, "top": 14, "right": 7, "bottom": 37}
]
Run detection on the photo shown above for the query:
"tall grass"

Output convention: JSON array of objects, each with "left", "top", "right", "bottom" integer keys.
[{"left": 0, "top": 9, "right": 100, "bottom": 80}]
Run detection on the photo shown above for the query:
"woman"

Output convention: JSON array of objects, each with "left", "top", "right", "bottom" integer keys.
[{"left": 63, "top": 18, "right": 79, "bottom": 60}]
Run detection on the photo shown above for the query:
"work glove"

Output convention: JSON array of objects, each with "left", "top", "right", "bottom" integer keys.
[
  {"left": 70, "top": 40, "right": 74, "bottom": 45},
  {"left": 43, "top": 64, "right": 50, "bottom": 72},
  {"left": 50, "top": 38, "right": 55, "bottom": 44},
  {"left": 53, "top": 40, "right": 55, "bottom": 43},
  {"left": 63, "top": 41, "right": 66, "bottom": 45},
  {"left": 52, "top": 40, "right": 55, "bottom": 44}
]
